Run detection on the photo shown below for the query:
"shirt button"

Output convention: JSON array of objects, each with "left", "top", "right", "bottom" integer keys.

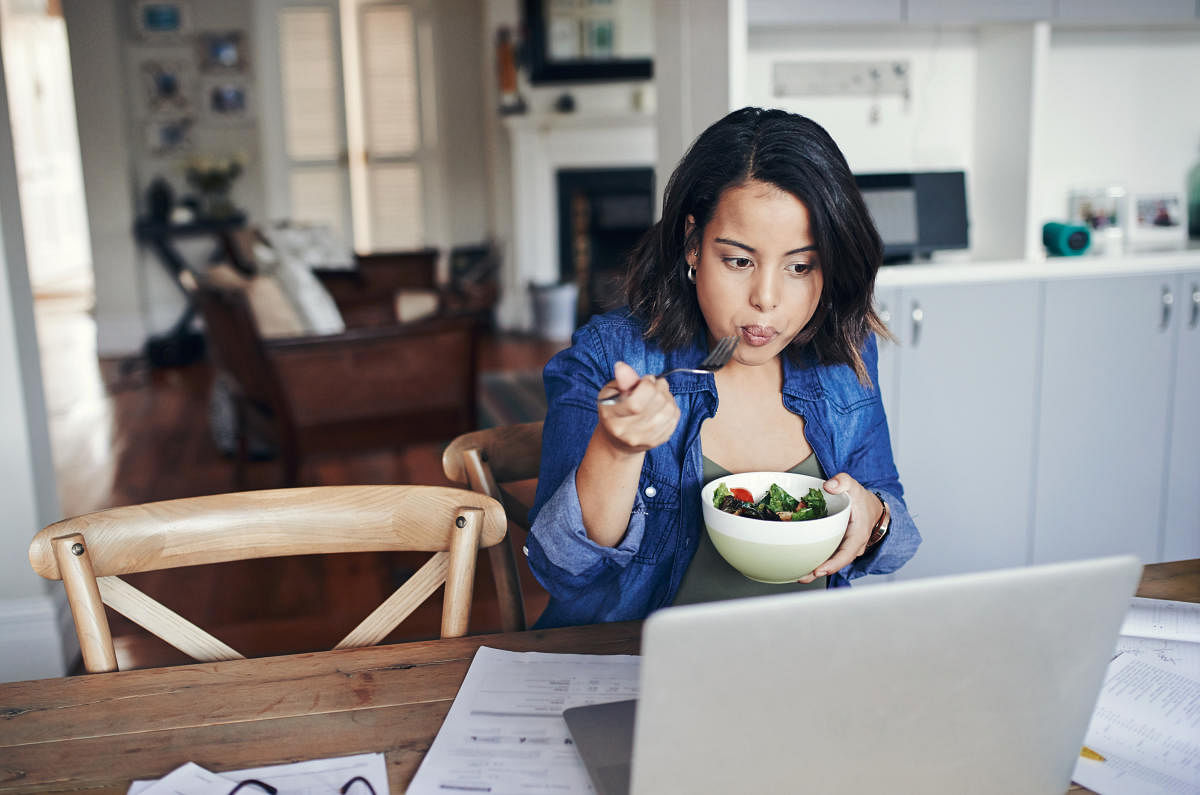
[
  {"left": 522, "top": 546, "right": 529, "bottom": 556},
  {"left": 644, "top": 485, "right": 657, "bottom": 498}
]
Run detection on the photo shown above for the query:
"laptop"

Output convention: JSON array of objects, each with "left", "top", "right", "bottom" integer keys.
[{"left": 563, "top": 555, "right": 1141, "bottom": 795}]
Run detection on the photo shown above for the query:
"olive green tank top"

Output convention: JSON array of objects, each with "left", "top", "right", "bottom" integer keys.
[{"left": 671, "top": 454, "right": 829, "bottom": 606}]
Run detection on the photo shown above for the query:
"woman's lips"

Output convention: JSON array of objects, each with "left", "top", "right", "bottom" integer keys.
[{"left": 740, "top": 325, "right": 777, "bottom": 347}]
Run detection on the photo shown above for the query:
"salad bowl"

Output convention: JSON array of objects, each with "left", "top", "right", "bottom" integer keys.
[{"left": 700, "top": 471, "right": 851, "bottom": 583}]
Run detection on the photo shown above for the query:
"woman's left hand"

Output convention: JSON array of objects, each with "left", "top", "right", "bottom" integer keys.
[{"left": 796, "top": 473, "right": 882, "bottom": 584}]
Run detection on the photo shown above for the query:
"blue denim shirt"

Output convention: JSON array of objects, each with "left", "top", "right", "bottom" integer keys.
[{"left": 525, "top": 310, "right": 921, "bottom": 628}]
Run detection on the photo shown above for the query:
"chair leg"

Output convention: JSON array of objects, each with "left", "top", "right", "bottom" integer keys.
[{"left": 488, "top": 534, "right": 526, "bottom": 632}]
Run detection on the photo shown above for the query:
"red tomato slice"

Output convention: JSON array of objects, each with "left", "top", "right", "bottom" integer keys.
[{"left": 730, "top": 487, "right": 754, "bottom": 503}]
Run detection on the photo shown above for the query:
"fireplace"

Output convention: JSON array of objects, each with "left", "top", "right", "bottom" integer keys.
[
  {"left": 500, "top": 113, "right": 656, "bottom": 333},
  {"left": 557, "top": 168, "right": 655, "bottom": 320}
]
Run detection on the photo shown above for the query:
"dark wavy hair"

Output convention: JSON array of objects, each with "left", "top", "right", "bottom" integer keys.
[{"left": 620, "top": 107, "right": 891, "bottom": 385}]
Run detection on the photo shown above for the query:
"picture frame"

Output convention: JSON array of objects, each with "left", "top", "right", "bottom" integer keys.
[
  {"left": 198, "top": 75, "right": 254, "bottom": 125},
  {"left": 197, "top": 31, "right": 248, "bottom": 73},
  {"left": 144, "top": 117, "right": 193, "bottom": 156},
  {"left": 132, "top": 0, "right": 191, "bottom": 41},
  {"left": 1068, "top": 187, "right": 1126, "bottom": 253},
  {"left": 524, "top": 0, "right": 652, "bottom": 84},
  {"left": 1128, "top": 192, "right": 1187, "bottom": 250},
  {"left": 137, "top": 54, "right": 196, "bottom": 118}
]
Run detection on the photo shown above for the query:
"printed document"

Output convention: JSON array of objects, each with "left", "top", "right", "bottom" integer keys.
[
  {"left": 126, "top": 752, "right": 388, "bottom": 794},
  {"left": 1071, "top": 596, "right": 1200, "bottom": 795},
  {"left": 407, "top": 646, "right": 641, "bottom": 795}
]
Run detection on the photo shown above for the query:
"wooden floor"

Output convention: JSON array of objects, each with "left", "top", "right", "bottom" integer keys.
[{"left": 33, "top": 292, "right": 566, "bottom": 670}]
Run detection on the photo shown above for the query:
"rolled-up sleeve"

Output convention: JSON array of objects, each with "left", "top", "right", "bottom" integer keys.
[{"left": 524, "top": 322, "right": 651, "bottom": 602}]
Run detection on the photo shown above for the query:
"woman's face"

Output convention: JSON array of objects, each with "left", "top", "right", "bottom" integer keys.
[{"left": 687, "top": 179, "right": 824, "bottom": 367}]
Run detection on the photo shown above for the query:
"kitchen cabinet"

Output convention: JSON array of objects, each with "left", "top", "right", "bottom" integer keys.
[
  {"left": 873, "top": 285, "right": 901, "bottom": 429},
  {"left": 886, "top": 280, "right": 1041, "bottom": 581},
  {"left": 746, "top": 0, "right": 903, "bottom": 26},
  {"left": 1033, "top": 273, "right": 1177, "bottom": 565},
  {"left": 1055, "top": 0, "right": 1198, "bottom": 22},
  {"left": 1164, "top": 271, "right": 1200, "bottom": 561},
  {"left": 906, "top": 0, "right": 1054, "bottom": 23}
]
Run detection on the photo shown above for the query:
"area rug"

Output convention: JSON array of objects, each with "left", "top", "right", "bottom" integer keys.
[{"left": 477, "top": 370, "right": 547, "bottom": 428}]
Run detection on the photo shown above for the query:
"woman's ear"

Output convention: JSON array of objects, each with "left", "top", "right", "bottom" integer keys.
[{"left": 683, "top": 215, "right": 696, "bottom": 263}]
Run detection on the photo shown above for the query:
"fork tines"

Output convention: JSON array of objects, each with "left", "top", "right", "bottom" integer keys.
[{"left": 702, "top": 334, "right": 739, "bottom": 370}]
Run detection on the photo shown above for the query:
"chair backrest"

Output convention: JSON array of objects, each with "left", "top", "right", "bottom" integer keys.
[
  {"left": 29, "top": 485, "right": 506, "bottom": 673},
  {"left": 442, "top": 421, "right": 543, "bottom": 632}
]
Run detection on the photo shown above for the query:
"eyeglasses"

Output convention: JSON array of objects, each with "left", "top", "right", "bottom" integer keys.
[{"left": 227, "top": 775, "right": 377, "bottom": 795}]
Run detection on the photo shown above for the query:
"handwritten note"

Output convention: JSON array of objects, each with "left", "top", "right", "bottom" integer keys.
[
  {"left": 1114, "top": 597, "right": 1200, "bottom": 675},
  {"left": 406, "top": 646, "right": 641, "bottom": 795}
]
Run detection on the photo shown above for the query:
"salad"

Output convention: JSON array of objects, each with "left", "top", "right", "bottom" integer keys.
[{"left": 712, "top": 481, "right": 828, "bottom": 522}]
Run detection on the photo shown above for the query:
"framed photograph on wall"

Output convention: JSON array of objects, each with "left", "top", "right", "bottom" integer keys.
[
  {"left": 144, "top": 117, "right": 193, "bottom": 156},
  {"left": 132, "top": 0, "right": 192, "bottom": 41},
  {"left": 198, "top": 75, "right": 254, "bottom": 125},
  {"left": 197, "top": 31, "right": 248, "bottom": 73},
  {"left": 137, "top": 54, "right": 196, "bottom": 118},
  {"left": 1128, "top": 192, "right": 1187, "bottom": 250}
]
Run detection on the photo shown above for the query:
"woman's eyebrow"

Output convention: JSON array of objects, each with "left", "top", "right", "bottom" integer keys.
[{"left": 714, "top": 237, "right": 816, "bottom": 256}]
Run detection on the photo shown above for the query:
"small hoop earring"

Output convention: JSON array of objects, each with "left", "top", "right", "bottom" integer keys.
[{"left": 686, "top": 265, "right": 696, "bottom": 283}]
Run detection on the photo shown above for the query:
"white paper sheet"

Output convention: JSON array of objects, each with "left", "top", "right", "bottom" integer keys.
[
  {"left": 406, "top": 646, "right": 641, "bottom": 795},
  {"left": 127, "top": 752, "right": 388, "bottom": 795},
  {"left": 1114, "top": 598, "right": 1200, "bottom": 676},
  {"left": 1072, "top": 654, "right": 1200, "bottom": 795}
]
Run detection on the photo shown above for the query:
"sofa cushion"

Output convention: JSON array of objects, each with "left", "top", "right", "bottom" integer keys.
[
  {"left": 257, "top": 222, "right": 348, "bottom": 335},
  {"left": 206, "top": 264, "right": 307, "bottom": 339}
]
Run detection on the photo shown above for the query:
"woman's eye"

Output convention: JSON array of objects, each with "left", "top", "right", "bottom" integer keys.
[
  {"left": 723, "top": 257, "right": 753, "bottom": 270},
  {"left": 786, "top": 261, "right": 816, "bottom": 275}
]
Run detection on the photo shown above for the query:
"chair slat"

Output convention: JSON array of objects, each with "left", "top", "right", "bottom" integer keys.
[
  {"left": 335, "top": 552, "right": 450, "bottom": 649},
  {"left": 99, "top": 577, "right": 245, "bottom": 663}
]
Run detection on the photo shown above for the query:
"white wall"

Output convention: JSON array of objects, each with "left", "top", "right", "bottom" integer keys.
[
  {"left": 745, "top": 26, "right": 977, "bottom": 174},
  {"left": 64, "top": 0, "right": 142, "bottom": 356},
  {"left": 0, "top": 31, "right": 70, "bottom": 682},
  {"left": 1032, "top": 27, "right": 1200, "bottom": 236}
]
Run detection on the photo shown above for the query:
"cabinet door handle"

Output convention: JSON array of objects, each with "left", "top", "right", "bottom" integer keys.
[
  {"left": 1161, "top": 286, "right": 1174, "bottom": 331},
  {"left": 1191, "top": 284, "right": 1199, "bottom": 330},
  {"left": 911, "top": 301, "right": 924, "bottom": 347}
]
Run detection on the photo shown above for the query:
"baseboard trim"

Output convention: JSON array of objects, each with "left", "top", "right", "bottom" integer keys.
[{"left": 0, "top": 591, "right": 75, "bottom": 682}]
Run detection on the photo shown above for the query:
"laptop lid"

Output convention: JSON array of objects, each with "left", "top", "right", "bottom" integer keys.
[{"left": 629, "top": 555, "right": 1141, "bottom": 795}]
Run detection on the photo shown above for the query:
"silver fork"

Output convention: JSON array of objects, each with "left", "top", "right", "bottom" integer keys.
[{"left": 597, "top": 334, "right": 739, "bottom": 406}]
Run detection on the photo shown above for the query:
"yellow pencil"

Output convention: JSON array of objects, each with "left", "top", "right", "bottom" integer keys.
[{"left": 1080, "top": 746, "right": 1106, "bottom": 762}]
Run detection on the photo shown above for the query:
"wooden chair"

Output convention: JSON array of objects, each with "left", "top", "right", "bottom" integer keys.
[
  {"left": 28, "top": 485, "right": 506, "bottom": 674},
  {"left": 442, "top": 421, "right": 544, "bottom": 632}
]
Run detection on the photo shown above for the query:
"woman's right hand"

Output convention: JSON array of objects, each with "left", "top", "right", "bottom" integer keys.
[{"left": 596, "top": 361, "right": 681, "bottom": 455}]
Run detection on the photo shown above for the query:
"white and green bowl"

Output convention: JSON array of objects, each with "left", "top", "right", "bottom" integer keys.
[{"left": 700, "top": 472, "right": 852, "bottom": 584}]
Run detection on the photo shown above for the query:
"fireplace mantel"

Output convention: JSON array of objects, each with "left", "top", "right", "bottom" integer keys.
[{"left": 498, "top": 113, "right": 656, "bottom": 331}]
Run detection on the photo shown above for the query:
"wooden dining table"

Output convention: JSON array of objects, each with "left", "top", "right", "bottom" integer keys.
[{"left": 2, "top": 559, "right": 1196, "bottom": 794}]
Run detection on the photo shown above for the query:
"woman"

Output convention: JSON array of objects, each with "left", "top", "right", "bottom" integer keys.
[{"left": 525, "top": 107, "right": 920, "bottom": 628}]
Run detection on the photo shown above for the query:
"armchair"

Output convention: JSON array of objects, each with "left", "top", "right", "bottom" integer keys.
[{"left": 195, "top": 282, "right": 482, "bottom": 487}]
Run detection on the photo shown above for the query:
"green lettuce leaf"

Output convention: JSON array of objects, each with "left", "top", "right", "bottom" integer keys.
[{"left": 713, "top": 482, "right": 732, "bottom": 508}]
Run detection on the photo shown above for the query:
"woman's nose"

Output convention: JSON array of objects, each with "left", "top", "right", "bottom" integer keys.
[{"left": 750, "top": 269, "right": 779, "bottom": 312}]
